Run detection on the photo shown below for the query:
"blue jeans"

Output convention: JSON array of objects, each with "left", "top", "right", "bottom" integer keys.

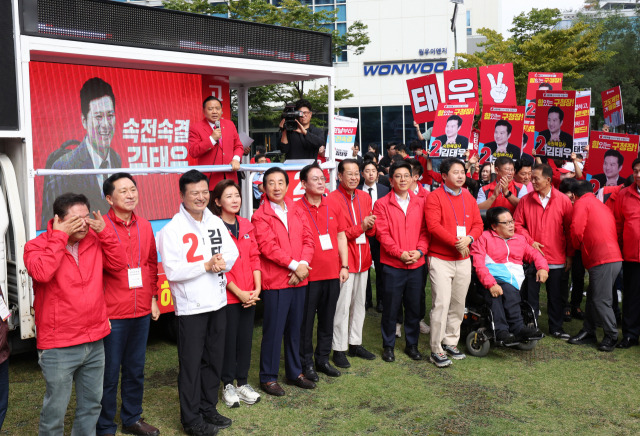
[
  {"left": 0, "top": 359, "right": 8, "bottom": 430},
  {"left": 98, "top": 315, "right": 150, "bottom": 435},
  {"left": 38, "top": 340, "right": 105, "bottom": 436}
]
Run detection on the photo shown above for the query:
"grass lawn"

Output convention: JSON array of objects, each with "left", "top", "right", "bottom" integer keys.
[{"left": 4, "top": 278, "right": 640, "bottom": 435}]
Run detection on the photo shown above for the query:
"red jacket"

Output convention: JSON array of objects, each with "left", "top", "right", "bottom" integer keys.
[
  {"left": 514, "top": 187, "right": 574, "bottom": 265},
  {"left": 24, "top": 223, "right": 127, "bottom": 350},
  {"left": 252, "top": 196, "right": 315, "bottom": 290},
  {"left": 571, "top": 193, "right": 622, "bottom": 269},
  {"left": 480, "top": 179, "right": 524, "bottom": 214},
  {"left": 225, "top": 216, "right": 261, "bottom": 304},
  {"left": 328, "top": 185, "right": 375, "bottom": 273},
  {"left": 295, "top": 196, "right": 341, "bottom": 281},
  {"left": 374, "top": 191, "right": 429, "bottom": 269},
  {"left": 614, "top": 185, "right": 640, "bottom": 262},
  {"left": 103, "top": 209, "right": 158, "bottom": 319},
  {"left": 188, "top": 118, "right": 245, "bottom": 190},
  {"left": 425, "top": 186, "right": 483, "bottom": 261}
]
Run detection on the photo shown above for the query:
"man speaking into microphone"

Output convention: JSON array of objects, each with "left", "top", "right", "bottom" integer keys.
[{"left": 189, "top": 96, "right": 245, "bottom": 207}]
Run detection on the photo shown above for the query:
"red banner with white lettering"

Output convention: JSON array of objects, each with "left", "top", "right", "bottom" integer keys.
[
  {"left": 428, "top": 103, "right": 476, "bottom": 158},
  {"left": 479, "top": 63, "right": 517, "bottom": 106},
  {"left": 526, "top": 72, "right": 564, "bottom": 100},
  {"left": 443, "top": 67, "right": 479, "bottom": 110},
  {"left": 584, "top": 131, "right": 639, "bottom": 192},
  {"left": 406, "top": 74, "right": 442, "bottom": 123},
  {"left": 573, "top": 90, "right": 591, "bottom": 155},
  {"left": 533, "top": 91, "right": 576, "bottom": 160},
  {"left": 601, "top": 86, "right": 624, "bottom": 127},
  {"left": 478, "top": 106, "right": 525, "bottom": 165}
]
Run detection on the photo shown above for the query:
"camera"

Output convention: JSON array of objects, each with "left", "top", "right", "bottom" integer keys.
[{"left": 282, "top": 104, "right": 303, "bottom": 132}]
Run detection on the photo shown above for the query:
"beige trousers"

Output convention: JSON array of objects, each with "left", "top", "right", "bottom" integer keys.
[{"left": 332, "top": 271, "right": 368, "bottom": 351}]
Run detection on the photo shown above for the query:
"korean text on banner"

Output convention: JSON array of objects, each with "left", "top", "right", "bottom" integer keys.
[
  {"left": 478, "top": 106, "right": 525, "bottom": 164},
  {"left": 601, "top": 86, "right": 624, "bottom": 127},
  {"left": 443, "top": 67, "right": 479, "bottom": 109},
  {"left": 533, "top": 90, "right": 576, "bottom": 160},
  {"left": 428, "top": 102, "right": 476, "bottom": 158},
  {"left": 330, "top": 115, "right": 359, "bottom": 161},
  {"left": 525, "top": 72, "right": 563, "bottom": 118},
  {"left": 479, "top": 63, "right": 517, "bottom": 106},
  {"left": 406, "top": 74, "right": 441, "bottom": 123},
  {"left": 573, "top": 90, "right": 591, "bottom": 155},
  {"left": 584, "top": 131, "right": 639, "bottom": 192}
]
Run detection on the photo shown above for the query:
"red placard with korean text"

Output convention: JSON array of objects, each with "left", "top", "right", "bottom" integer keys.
[
  {"left": 522, "top": 118, "right": 535, "bottom": 161},
  {"left": 407, "top": 74, "right": 442, "bottom": 123},
  {"left": 601, "top": 86, "right": 624, "bottom": 127},
  {"left": 525, "top": 72, "right": 563, "bottom": 118},
  {"left": 584, "top": 131, "right": 639, "bottom": 192},
  {"left": 478, "top": 106, "right": 525, "bottom": 165},
  {"left": 534, "top": 90, "right": 576, "bottom": 160},
  {"left": 573, "top": 90, "right": 591, "bottom": 155},
  {"left": 479, "top": 63, "right": 517, "bottom": 106},
  {"left": 443, "top": 67, "right": 479, "bottom": 109},
  {"left": 427, "top": 103, "right": 476, "bottom": 158}
]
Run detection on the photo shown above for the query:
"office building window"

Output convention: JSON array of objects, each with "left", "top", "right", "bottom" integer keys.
[{"left": 360, "top": 107, "right": 382, "bottom": 151}]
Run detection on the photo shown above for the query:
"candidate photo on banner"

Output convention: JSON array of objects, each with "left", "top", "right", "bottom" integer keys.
[
  {"left": 524, "top": 72, "right": 563, "bottom": 118},
  {"left": 428, "top": 102, "right": 475, "bottom": 159},
  {"left": 583, "top": 131, "right": 639, "bottom": 192},
  {"left": 573, "top": 90, "right": 591, "bottom": 155},
  {"left": 534, "top": 90, "right": 576, "bottom": 160},
  {"left": 478, "top": 106, "right": 525, "bottom": 164}
]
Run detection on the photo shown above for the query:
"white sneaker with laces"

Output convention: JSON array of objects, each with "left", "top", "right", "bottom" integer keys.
[
  {"left": 222, "top": 384, "right": 240, "bottom": 408},
  {"left": 419, "top": 320, "right": 430, "bottom": 334},
  {"left": 237, "top": 384, "right": 261, "bottom": 405},
  {"left": 396, "top": 323, "right": 402, "bottom": 338}
]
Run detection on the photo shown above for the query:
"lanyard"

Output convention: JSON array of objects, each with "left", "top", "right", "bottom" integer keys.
[
  {"left": 443, "top": 187, "right": 466, "bottom": 228},
  {"left": 302, "top": 197, "right": 329, "bottom": 235},
  {"left": 338, "top": 189, "right": 362, "bottom": 226},
  {"left": 107, "top": 215, "right": 141, "bottom": 268}
]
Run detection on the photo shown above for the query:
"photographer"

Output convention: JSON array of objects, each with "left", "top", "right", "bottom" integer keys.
[{"left": 278, "top": 99, "right": 325, "bottom": 160}]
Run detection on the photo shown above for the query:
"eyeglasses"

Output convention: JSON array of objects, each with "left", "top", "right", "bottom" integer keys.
[
  {"left": 497, "top": 220, "right": 515, "bottom": 225},
  {"left": 309, "top": 177, "right": 326, "bottom": 183}
]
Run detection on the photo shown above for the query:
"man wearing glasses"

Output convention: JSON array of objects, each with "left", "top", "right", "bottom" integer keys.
[{"left": 278, "top": 99, "right": 325, "bottom": 160}]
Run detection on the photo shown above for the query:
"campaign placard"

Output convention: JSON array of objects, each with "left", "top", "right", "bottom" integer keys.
[
  {"left": 534, "top": 90, "right": 576, "bottom": 159},
  {"left": 584, "top": 131, "right": 639, "bottom": 192},
  {"left": 478, "top": 106, "right": 525, "bottom": 164},
  {"left": 330, "top": 115, "right": 358, "bottom": 161},
  {"left": 428, "top": 103, "right": 475, "bottom": 158},
  {"left": 406, "top": 74, "right": 442, "bottom": 123},
  {"left": 573, "top": 90, "right": 591, "bottom": 155},
  {"left": 525, "top": 72, "right": 563, "bottom": 118},
  {"left": 601, "top": 86, "right": 624, "bottom": 127},
  {"left": 443, "top": 67, "right": 479, "bottom": 109},
  {"left": 522, "top": 118, "right": 535, "bottom": 162},
  {"left": 479, "top": 63, "right": 517, "bottom": 106}
]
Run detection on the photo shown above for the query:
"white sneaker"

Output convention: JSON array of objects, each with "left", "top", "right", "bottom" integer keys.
[
  {"left": 237, "top": 384, "right": 261, "bottom": 405},
  {"left": 420, "top": 320, "right": 430, "bottom": 334},
  {"left": 222, "top": 384, "right": 240, "bottom": 408},
  {"left": 396, "top": 323, "right": 402, "bottom": 338}
]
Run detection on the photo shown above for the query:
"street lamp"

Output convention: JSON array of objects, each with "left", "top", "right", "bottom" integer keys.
[{"left": 450, "top": 0, "right": 464, "bottom": 70}]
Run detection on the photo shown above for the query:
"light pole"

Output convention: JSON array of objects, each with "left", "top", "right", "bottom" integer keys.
[{"left": 450, "top": 0, "right": 464, "bottom": 70}]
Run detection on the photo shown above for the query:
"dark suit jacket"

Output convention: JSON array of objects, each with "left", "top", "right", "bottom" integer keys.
[
  {"left": 357, "top": 182, "right": 390, "bottom": 203},
  {"left": 434, "top": 134, "right": 469, "bottom": 149},
  {"left": 591, "top": 173, "right": 625, "bottom": 189},
  {"left": 484, "top": 142, "right": 521, "bottom": 160},
  {"left": 539, "top": 129, "right": 573, "bottom": 153},
  {"left": 42, "top": 139, "right": 122, "bottom": 228},
  {"left": 188, "top": 118, "right": 244, "bottom": 190}
]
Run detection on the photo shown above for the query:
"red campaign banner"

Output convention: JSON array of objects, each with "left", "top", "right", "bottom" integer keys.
[
  {"left": 443, "top": 67, "right": 479, "bottom": 109},
  {"left": 573, "top": 91, "right": 591, "bottom": 155},
  {"left": 30, "top": 62, "right": 231, "bottom": 230},
  {"left": 479, "top": 63, "right": 517, "bottom": 106},
  {"left": 584, "top": 131, "right": 639, "bottom": 192},
  {"left": 523, "top": 118, "right": 535, "bottom": 160},
  {"left": 601, "top": 86, "right": 624, "bottom": 127},
  {"left": 284, "top": 170, "right": 328, "bottom": 201},
  {"left": 526, "top": 72, "right": 564, "bottom": 100},
  {"left": 478, "top": 106, "right": 525, "bottom": 165},
  {"left": 533, "top": 90, "right": 576, "bottom": 160},
  {"left": 470, "top": 128, "right": 480, "bottom": 158},
  {"left": 406, "top": 74, "right": 442, "bottom": 123},
  {"left": 427, "top": 103, "right": 476, "bottom": 158}
]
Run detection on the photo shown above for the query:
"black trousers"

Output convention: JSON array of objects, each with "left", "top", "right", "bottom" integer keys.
[
  {"left": 396, "top": 263, "right": 427, "bottom": 324},
  {"left": 366, "top": 236, "right": 384, "bottom": 307},
  {"left": 381, "top": 266, "right": 422, "bottom": 348},
  {"left": 524, "top": 268, "right": 564, "bottom": 333},
  {"left": 177, "top": 309, "right": 226, "bottom": 428},
  {"left": 622, "top": 261, "right": 640, "bottom": 340},
  {"left": 300, "top": 278, "right": 340, "bottom": 366},
  {"left": 486, "top": 281, "right": 525, "bottom": 335},
  {"left": 221, "top": 303, "right": 255, "bottom": 387},
  {"left": 570, "top": 251, "right": 585, "bottom": 309}
]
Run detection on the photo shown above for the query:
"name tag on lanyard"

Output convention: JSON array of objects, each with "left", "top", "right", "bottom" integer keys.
[
  {"left": 128, "top": 267, "right": 143, "bottom": 289},
  {"left": 355, "top": 233, "right": 366, "bottom": 245},
  {"left": 319, "top": 233, "right": 333, "bottom": 251},
  {"left": 456, "top": 226, "right": 466, "bottom": 238}
]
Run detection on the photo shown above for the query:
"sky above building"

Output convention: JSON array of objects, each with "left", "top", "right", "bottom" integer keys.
[{"left": 501, "top": 0, "right": 586, "bottom": 36}]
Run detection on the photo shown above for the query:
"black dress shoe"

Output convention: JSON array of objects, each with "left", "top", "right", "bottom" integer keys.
[
  {"left": 288, "top": 374, "right": 316, "bottom": 389},
  {"left": 316, "top": 361, "right": 341, "bottom": 377},
  {"left": 598, "top": 335, "right": 617, "bottom": 352},
  {"left": 382, "top": 346, "right": 395, "bottom": 362},
  {"left": 517, "top": 326, "right": 542, "bottom": 341},
  {"left": 303, "top": 364, "right": 319, "bottom": 382},
  {"left": 376, "top": 302, "right": 383, "bottom": 313},
  {"left": 496, "top": 330, "right": 516, "bottom": 344},
  {"left": 404, "top": 345, "right": 423, "bottom": 360},
  {"left": 571, "top": 307, "right": 585, "bottom": 320},
  {"left": 203, "top": 411, "right": 232, "bottom": 430},
  {"left": 365, "top": 301, "right": 373, "bottom": 310},
  {"left": 568, "top": 329, "right": 597, "bottom": 345},
  {"left": 184, "top": 422, "right": 218, "bottom": 436},
  {"left": 348, "top": 344, "right": 377, "bottom": 360},
  {"left": 332, "top": 351, "right": 351, "bottom": 368},
  {"left": 122, "top": 418, "right": 160, "bottom": 436},
  {"left": 260, "top": 381, "right": 285, "bottom": 396},
  {"left": 551, "top": 330, "right": 570, "bottom": 340},
  {"left": 616, "top": 337, "right": 639, "bottom": 349}
]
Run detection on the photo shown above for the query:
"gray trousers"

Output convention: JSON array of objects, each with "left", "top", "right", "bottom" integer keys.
[{"left": 583, "top": 261, "right": 622, "bottom": 339}]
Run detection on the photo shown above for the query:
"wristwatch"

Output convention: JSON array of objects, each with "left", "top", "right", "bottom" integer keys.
[
  {"left": 504, "top": 191, "right": 512, "bottom": 198},
  {"left": 341, "top": 265, "right": 349, "bottom": 270}
]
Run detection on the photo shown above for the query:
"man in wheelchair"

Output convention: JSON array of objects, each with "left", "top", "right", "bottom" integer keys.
[{"left": 470, "top": 207, "right": 549, "bottom": 344}]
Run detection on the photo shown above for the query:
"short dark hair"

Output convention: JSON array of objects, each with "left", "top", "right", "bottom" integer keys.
[
  {"left": 362, "top": 152, "right": 378, "bottom": 163},
  {"left": 210, "top": 179, "right": 241, "bottom": 216},
  {"left": 338, "top": 158, "right": 359, "bottom": 174},
  {"left": 80, "top": 77, "right": 115, "bottom": 118},
  {"left": 532, "top": 163, "right": 553, "bottom": 179},
  {"left": 558, "top": 177, "right": 580, "bottom": 194},
  {"left": 255, "top": 145, "right": 266, "bottom": 155},
  {"left": 294, "top": 99, "right": 312, "bottom": 112},
  {"left": 495, "top": 156, "right": 514, "bottom": 170},
  {"left": 514, "top": 159, "right": 532, "bottom": 174},
  {"left": 406, "top": 158, "right": 423, "bottom": 177},
  {"left": 300, "top": 162, "right": 322, "bottom": 182},
  {"left": 361, "top": 160, "right": 378, "bottom": 172},
  {"left": 202, "top": 96, "right": 222, "bottom": 109},
  {"left": 396, "top": 144, "right": 407, "bottom": 154},
  {"left": 387, "top": 142, "right": 397, "bottom": 151},
  {"left": 632, "top": 157, "right": 640, "bottom": 171},
  {"left": 624, "top": 174, "right": 634, "bottom": 187},
  {"left": 570, "top": 180, "right": 594, "bottom": 198},
  {"left": 353, "top": 144, "right": 360, "bottom": 150},
  {"left": 263, "top": 166, "right": 289, "bottom": 185},
  {"left": 389, "top": 161, "right": 412, "bottom": 178},
  {"left": 495, "top": 119, "right": 512, "bottom": 135},
  {"left": 368, "top": 143, "right": 379, "bottom": 154},
  {"left": 179, "top": 170, "right": 209, "bottom": 195},
  {"left": 103, "top": 172, "right": 136, "bottom": 198},
  {"left": 486, "top": 207, "right": 511, "bottom": 229},
  {"left": 604, "top": 149, "right": 624, "bottom": 167},
  {"left": 409, "top": 140, "right": 423, "bottom": 152},
  {"left": 391, "top": 154, "right": 404, "bottom": 163},
  {"left": 447, "top": 115, "right": 463, "bottom": 127},
  {"left": 440, "top": 157, "right": 465, "bottom": 175},
  {"left": 548, "top": 106, "right": 564, "bottom": 122},
  {"left": 53, "top": 193, "right": 90, "bottom": 219}
]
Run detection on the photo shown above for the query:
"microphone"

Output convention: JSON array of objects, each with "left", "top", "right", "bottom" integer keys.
[{"left": 215, "top": 120, "right": 221, "bottom": 139}]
